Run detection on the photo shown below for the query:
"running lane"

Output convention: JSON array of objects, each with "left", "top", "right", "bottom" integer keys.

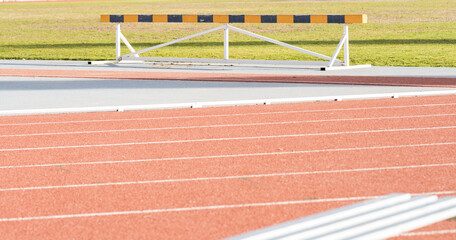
[{"left": 0, "top": 95, "right": 455, "bottom": 239}]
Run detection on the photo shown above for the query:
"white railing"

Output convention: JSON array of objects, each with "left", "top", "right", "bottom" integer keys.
[{"left": 227, "top": 193, "right": 456, "bottom": 240}]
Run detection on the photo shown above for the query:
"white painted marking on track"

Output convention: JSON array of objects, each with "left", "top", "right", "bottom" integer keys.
[
  {"left": 1, "top": 163, "right": 454, "bottom": 192},
  {"left": 1, "top": 191, "right": 456, "bottom": 222},
  {"left": 0, "top": 196, "right": 378, "bottom": 222},
  {"left": 1, "top": 113, "right": 455, "bottom": 138},
  {"left": 399, "top": 229, "right": 456, "bottom": 237},
  {"left": 1, "top": 126, "right": 455, "bottom": 152},
  {"left": 0, "top": 102, "right": 455, "bottom": 127},
  {"left": 2, "top": 142, "right": 454, "bottom": 169},
  {"left": 415, "top": 191, "right": 456, "bottom": 196}
]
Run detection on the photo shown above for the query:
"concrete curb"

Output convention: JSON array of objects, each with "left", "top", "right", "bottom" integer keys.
[{"left": 2, "top": 90, "right": 455, "bottom": 116}]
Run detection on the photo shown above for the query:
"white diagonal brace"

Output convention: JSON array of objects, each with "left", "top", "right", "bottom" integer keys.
[
  {"left": 122, "top": 25, "right": 226, "bottom": 58},
  {"left": 119, "top": 32, "right": 139, "bottom": 58},
  {"left": 227, "top": 25, "right": 336, "bottom": 62},
  {"left": 328, "top": 29, "right": 348, "bottom": 67}
]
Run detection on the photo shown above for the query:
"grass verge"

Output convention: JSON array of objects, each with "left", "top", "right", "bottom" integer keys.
[{"left": 0, "top": 0, "right": 455, "bottom": 67}]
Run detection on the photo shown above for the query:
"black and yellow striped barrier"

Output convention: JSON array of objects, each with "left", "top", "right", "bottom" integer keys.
[{"left": 101, "top": 14, "right": 367, "bottom": 24}]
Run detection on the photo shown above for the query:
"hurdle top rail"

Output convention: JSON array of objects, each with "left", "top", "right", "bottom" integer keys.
[
  {"left": 94, "top": 14, "right": 370, "bottom": 71},
  {"left": 100, "top": 14, "right": 367, "bottom": 24}
]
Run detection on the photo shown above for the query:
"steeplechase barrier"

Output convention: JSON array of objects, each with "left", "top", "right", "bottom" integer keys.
[{"left": 91, "top": 14, "right": 371, "bottom": 70}]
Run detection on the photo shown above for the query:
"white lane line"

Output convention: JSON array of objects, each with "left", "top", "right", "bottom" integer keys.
[
  {"left": 1, "top": 191, "right": 455, "bottom": 222},
  {"left": 399, "top": 229, "right": 456, "bottom": 237},
  {"left": 0, "top": 196, "right": 381, "bottom": 222},
  {"left": 1, "top": 142, "right": 455, "bottom": 170},
  {"left": 1, "top": 142, "right": 455, "bottom": 169},
  {"left": 1, "top": 163, "right": 454, "bottom": 192},
  {"left": 2, "top": 113, "right": 455, "bottom": 138},
  {"left": 1, "top": 102, "right": 455, "bottom": 127},
  {"left": 1, "top": 126, "right": 455, "bottom": 152},
  {"left": 0, "top": 142, "right": 456, "bottom": 169}
]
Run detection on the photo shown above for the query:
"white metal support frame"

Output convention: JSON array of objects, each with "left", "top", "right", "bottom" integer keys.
[
  {"left": 116, "top": 24, "right": 139, "bottom": 61},
  {"left": 227, "top": 193, "right": 456, "bottom": 240},
  {"left": 344, "top": 24, "right": 350, "bottom": 66},
  {"left": 224, "top": 24, "right": 229, "bottom": 60},
  {"left": 91, "top": 23, "right": 370, "bottom": 71}
]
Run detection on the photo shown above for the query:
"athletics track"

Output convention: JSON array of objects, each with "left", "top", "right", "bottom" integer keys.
[
  {"left": 1, "top": 90, "right": 455, "bottom": 239},
  {"left": 2, "top": 0, "right": 456, "bottom": 237}
]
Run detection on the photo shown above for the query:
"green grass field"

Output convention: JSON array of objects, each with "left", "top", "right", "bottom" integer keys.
[{"left": 0, "top": 0, "right": 455, "bottom": 67}]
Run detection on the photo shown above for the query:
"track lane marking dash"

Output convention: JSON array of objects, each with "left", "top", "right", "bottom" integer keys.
[
  {"left": 1, "top": 113, "right": 455, "bottom": 138},
  {"left": 1, "top": 126, "right": 455, "bottom": 152},
  {"left": 1, "top": 191, "right": 455, "bottom": 222},
  {"left": 2, "top": 142, "right": 455, "bottom": 169},
  {"left": 399, "top": 229, "right": 456, "bottom": 237},
  {"left": 1, "top": 102, "right": 455, "bottom": 126},
  {"left": 1, "top": 163, "right": 454, "bottom": 192}
]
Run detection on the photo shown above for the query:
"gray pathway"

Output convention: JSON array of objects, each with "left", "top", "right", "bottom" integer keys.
[
  {"left": 0, "top": 60, "right": 455, "bottom": 115},
  {"left": 1, "top": 76, "right": 455, "bottom": 114}
]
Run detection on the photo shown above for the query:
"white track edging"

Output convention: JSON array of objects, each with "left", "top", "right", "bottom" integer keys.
[{"left": 1, "top": 90, "right": 455, "bottom": 116}]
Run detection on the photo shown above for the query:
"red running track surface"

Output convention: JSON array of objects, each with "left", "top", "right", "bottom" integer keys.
[
  {"left": 0, "top": 95, "right": 455, "bottom": 239},
  {"left": 0, "top": 68, "right": 456, "bottom": 88}
]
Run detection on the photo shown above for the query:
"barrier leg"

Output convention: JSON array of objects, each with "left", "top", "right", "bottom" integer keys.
[
  {"left": 116, "top": 24, "right": 121, "bottom": 62},
  {"left": 344, "top": 24, "right": 349, "bottom": 67},
  {"left": 224, "top": 24, "right": 229, "bottom": 60},
  {"left": 322, "top": 24, "right": 370, "bottom": 70},
  {"left": 328, "top": 26, "right": 347, "bottom": 67}
]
